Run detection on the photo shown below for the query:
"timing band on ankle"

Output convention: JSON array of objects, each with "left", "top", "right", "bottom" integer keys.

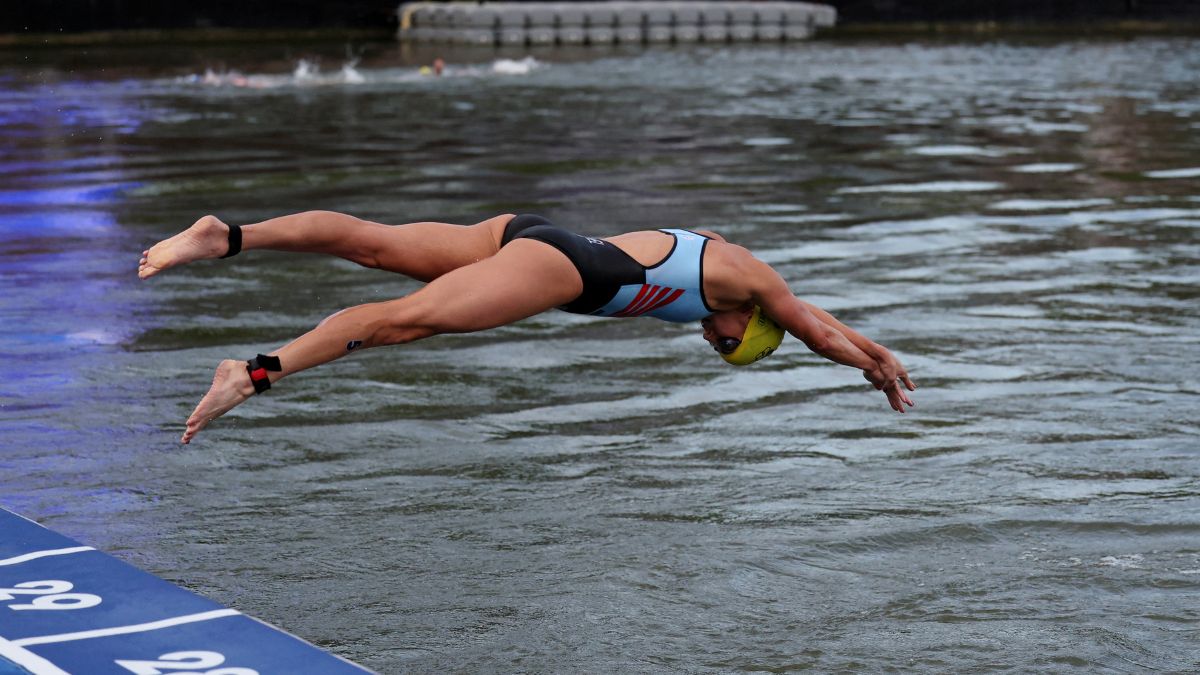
[
  {"left": 221, "top": 224, "right": 242, "bottom": 258},
  {"left": 246, "top": 354, "right": 282, "bottom": 394}
]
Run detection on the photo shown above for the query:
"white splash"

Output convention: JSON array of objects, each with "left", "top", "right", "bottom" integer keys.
[
  {"left": 181, "top": 57, "right": 372, "bottom": 89},
  {"left": 196, "top": 68, "right": 255, "bottom": 88},
  {"left": 492, "top": 57, "right": 540, "bottom": 75},
  {"left": 293, "top": 59, "right": 319, "bottom": 81},
  {"left": 340, "top": 60, "right": 365, "bottom": 84}
]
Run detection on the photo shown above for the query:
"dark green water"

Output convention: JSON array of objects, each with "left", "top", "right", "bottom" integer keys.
[{"left": 2, "top": 37, "right": 1199, "bottom": 672}]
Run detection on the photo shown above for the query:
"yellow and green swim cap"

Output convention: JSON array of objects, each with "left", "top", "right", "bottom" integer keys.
[{"left": 720, "top": 306, "right": 785, "bottom": 366}]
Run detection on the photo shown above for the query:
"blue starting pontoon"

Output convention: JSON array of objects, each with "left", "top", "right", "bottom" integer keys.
[{"left": 0, "top": 508, "right": 373, "bottom": 675}]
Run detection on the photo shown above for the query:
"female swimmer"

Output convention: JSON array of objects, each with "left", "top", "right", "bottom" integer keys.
[{"left": 138, "top": 212, "right": 916, "bottom": 443}]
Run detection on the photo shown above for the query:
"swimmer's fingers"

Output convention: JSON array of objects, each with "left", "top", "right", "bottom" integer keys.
[
  {"left": 890, "top": 366, "right": 916, "bottom": 392},
  {"left": 882, "top": 382, "right": 915, "bottom": 413},
  {"left": 874, "top": 348, "right": 916, "bottom": 391}
]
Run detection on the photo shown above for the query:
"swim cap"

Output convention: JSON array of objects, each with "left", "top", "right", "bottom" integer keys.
[{"left": 720, "top": 306, "right": 785, "bottom": 366}]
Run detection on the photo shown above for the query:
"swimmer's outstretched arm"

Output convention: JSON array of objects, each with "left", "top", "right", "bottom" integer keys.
[
  {"left": 738, "top": 258, "right": 916, "bottom": 412},
  {"left": 795, "top": 299, "right": 915, "bottom": 392},
  {"left": 774, "top": 298, "right": 915, "bottom": 413}
]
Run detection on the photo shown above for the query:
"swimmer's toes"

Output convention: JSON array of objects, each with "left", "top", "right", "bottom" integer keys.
[{"left": 143, "top": 246, "right": 180, "bottom": 276}]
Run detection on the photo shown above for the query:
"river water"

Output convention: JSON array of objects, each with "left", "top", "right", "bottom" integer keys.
[{"left": 2, "top": 36, "right": 1198, "bottom": 672}]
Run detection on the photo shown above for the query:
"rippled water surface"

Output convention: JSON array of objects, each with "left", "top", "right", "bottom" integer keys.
[{"left": 2, "top": 37, "right": 1199, "bottom": 672}]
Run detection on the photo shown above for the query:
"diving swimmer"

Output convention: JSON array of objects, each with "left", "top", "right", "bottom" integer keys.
[{"left": 138, "top": 212, "right": 916, "bottom": 443}]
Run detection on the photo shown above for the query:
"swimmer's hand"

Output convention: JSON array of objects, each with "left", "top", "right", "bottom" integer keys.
[
  {"left": 876, "top": 347, "right": 916, "bottom": 393},
  {"left": 182, "top": 360, "right": 255, "bottom": 443},
  {"left": 865, "top": 353, "right": 916, "bottom": 414}
]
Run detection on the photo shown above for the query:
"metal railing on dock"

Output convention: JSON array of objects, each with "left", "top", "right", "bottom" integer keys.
[{"left": 397, "top": 2, "right": 836, "bottom": 46}]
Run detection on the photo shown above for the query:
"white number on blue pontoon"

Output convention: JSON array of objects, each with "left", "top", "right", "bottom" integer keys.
[
  {"left": 115, "top": 650, "right": 259, "bottom": 675},
  {"left": 0, "top": 580, "right": 102, "bottom": 610}
]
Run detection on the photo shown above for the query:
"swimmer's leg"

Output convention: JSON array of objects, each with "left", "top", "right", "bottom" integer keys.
[
  {"left": 139, "top": 211, "right": 515, "bottom": 281},
  {"left": 181, "top": 239, "right": 581, "bottom": 443}
]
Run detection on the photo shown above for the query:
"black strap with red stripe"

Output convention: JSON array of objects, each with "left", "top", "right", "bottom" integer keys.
[{"left": 246, "top": 354, "right": 281, "bottom": 394}]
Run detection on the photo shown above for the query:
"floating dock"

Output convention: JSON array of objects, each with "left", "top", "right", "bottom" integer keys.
[
  {"left": 0, "top": 507, "right": 373, "bottom": 675},
  {"left": 397, "top": 1, "right": 837, "bottom": 45}
]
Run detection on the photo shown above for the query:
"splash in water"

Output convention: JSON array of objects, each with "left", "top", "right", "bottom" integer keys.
[
  {"left": 340, "top": 59, "right": 366, "bottom": 85},
  {"left": 180, "top": 58, "right": 368, "bottom": 89},
  {"left": 492, "top": 57, "right": 540, "bottom": 75},
  {"left": 177, "top": 57, "right": 542, "bottom": 90},
  {"left": 292, "top": 58, "right": 319, "bottom": 81}
]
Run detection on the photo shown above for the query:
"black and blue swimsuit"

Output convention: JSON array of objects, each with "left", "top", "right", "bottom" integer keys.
[{"left": 502, "top": 214, "right": 715, "bottom": 323}]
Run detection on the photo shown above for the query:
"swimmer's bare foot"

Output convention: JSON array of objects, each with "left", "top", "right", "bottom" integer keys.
[
  {"left": 139, "top": 215, "right": 233, "bottom": 280},
  {"left": 182, "top": 359, "right": 255, "bottom": 444}
]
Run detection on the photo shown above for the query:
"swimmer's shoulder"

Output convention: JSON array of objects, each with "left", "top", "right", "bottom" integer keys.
[
  {"left": 691, "top": 229, "right": 726, "bottom": 242},
  {"left": 605, "top": 227, "right": 725, "bottom": 241},
  {"left": 603, "top": 228, "right": 728, "bottom": 248}
]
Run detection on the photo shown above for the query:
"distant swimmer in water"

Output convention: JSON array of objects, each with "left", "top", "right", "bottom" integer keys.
[
  {"left": 419, "top": 57, "right": 445, "bottom": 76},
  {"left": 139, "top": 212, "right": 916, "bottom": 443}
]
